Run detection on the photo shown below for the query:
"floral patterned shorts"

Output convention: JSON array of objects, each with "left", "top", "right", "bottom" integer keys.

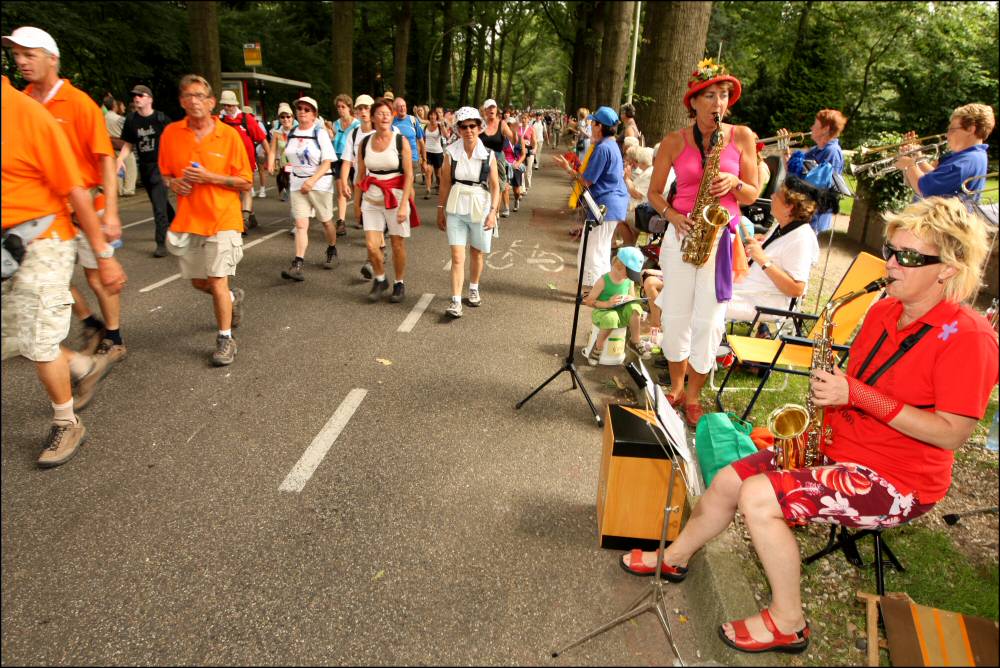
[{"left": 730, "top": 448, "right": 935, "bottom": 530}]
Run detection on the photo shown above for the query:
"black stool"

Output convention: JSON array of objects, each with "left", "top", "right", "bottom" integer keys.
[{"left": 803, "top": 526, "right": 904, "bottom": 596}]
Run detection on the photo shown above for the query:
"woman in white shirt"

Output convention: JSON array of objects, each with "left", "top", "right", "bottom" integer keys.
[
  {"left": 423, "top": 110, "right": 446, "bottom": 200},
  {"left": 436, "top": 107, "right": 500, "bottom": 318}
]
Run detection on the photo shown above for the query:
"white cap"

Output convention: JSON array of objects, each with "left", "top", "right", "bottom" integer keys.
[
  {"left": 295, "top": 96, "right": 319, "bottom": 112},
  {"left": 482, "top": 98, "right": 498, "bottom": 109},
  {"left": 354, "top": 94, "right": 375, "bottom": 107},
  {"left": 454, "top": 106, "right": 483, "bottom": 125},
  {"left": 219, "top": 90, "right": 240, "bottom": 106},
  {"left": 276, "top": 102, "right": 293, "bottom": 116},
  {"left": 2, "top": 26, "right": 59, "bottom": 57}
]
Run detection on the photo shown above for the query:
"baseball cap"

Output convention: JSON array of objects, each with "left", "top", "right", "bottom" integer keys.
[
  {"left": 354, "top": 94, "right": 375, "bottom": 107},
  {"left": 616, "top": 246, "right": 644, "bottom": 283},
  {"left": 277, "top": 102, "right": 294, "bottom": 116},
  {"left": 482, "top": 98, "right": 498, "bottom": 109},
  {"left": 383, "top": 91, "right": 395, "bottom": 101},
  {"left": 588, "top": 106, "right": 620, "bottom": 126},
  {"left": 130, "top": 85, "right": 153, "bottom": 97},
  {"left": 219, "top": 90, "right": 240, "bottom": 106},
  {"left": 295, "top": 96, "right": 318, "bottom": 112},
  {"left": 2, "top": 26, "right": 59, "bottom": 57}
]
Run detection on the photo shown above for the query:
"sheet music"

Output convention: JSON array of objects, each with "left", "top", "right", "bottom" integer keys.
[{"left": 636, "top": 360, "right": 703, "bottom": 494}]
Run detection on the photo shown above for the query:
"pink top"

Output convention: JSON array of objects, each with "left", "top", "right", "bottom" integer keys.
[{"left": 671, "top": 126, "right": 742, "bottom": 222}]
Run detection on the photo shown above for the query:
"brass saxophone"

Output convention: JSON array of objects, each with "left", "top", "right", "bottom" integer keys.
[
  {"left": 681, "top": 112, "right": 733, "bottom": 266},
  {"left": 768, "top": 277, "right": 894, "bottom": 469}
]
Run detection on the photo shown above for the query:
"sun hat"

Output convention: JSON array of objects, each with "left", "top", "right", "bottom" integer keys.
[
  {"left": 616, "top": 246, "right": 645, "bottom": 283},
  {"left": 482, "top": 98, "right": 498, "bottom": 109},
  {"left": 219, "top": 90, "right": 240, "bottom": 106},
  {"left": 382, "top": 91, "right": 395, "bottom": 101},
  {"left": 2, "top": 26, "right": 59, "bottom": 57},
  {"left": 588, "top": 106, "right": 619, "bottom": 127},
  {"left": 295, "top": 96, "right": 318, "bottom": 112},
  {"left": 683, "top": 58, "right": 742, "bottom": 110},
  {"left": 277, "top": 102, "right": 294, "bottom": 117},
  {"left": 354, "top": 94, "right": 375, "bottom": 107},
  {"left": 455, "top": 106, "right": 483, "bottom": 125}
]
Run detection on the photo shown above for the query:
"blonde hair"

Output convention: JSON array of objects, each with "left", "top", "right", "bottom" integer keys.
[
  {"left": 951, "top": 103, "right": 995, "bottom": 140},
  {"left": 179, "top": 74, "right": 212, "bottom": 97},
  {"left": 883, "top": 196, "right": 989, "bottom": 303},
  {"left": 577, "top": 107, "right": 590, "bottom": 121}
]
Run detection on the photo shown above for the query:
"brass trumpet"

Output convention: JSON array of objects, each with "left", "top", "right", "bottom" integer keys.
[
  {"left": 757, "top": 131, "right": 808, "bottom": 157},
  {"left": 962, "top": 171, "right": 998, "bottom": 196},
  {"left": 858, "top": 133, "right": 947, "bottom": 157},
  {"left": 849, "top": 139, "right": 948, "bottom": 180}
]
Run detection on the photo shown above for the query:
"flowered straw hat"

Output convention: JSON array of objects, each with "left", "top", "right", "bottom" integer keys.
[{"left": 683, "top": 58, "right": 742, "bottom": 110}]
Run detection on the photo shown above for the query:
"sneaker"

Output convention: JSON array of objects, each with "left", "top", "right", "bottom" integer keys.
[
  {"left": 94, "top": 338, "right": 128, "bottom": 364},
  {"left": 446, "top": 300, "right": 463, "bottom": 318},
  {"left": 257, "top": 187, "right": 267, "bottom": 199},
  {"left": 368, "top": 278, "right": 389, "bottom": 302},
  {"left": 324, "top": 246, "right": 338, "bottom": 270},
  {"left": 153, "top": 244, "right": 168, "bottom": 258},
  {"left": 513, "top": 198, "right": 520, "bottom": 212},
  {"left": 423, "top": 192, "right": 430, "bottom": 200},
  {"left": 360, "top": 261, "right": 374, "bottom": 280},
  {"left": 37, "top": 418, "right": 86, "bottom": 468},
  {"left": 73, "top": 353, "right": 112, "bottom": 411},
  {"left": 389, "top": 282, "right": 406, "bottom": 304},
  {"left": 281, "top": 259, "right": 305, "bottom": 281},
  {"left": 248, "top": 212, "right": 259, "bottom": 229},
  {"left": 336, "top": 219, "right": 347, "bottom": 237},
  {"left": 287, "top": 226, "right": 296, "bottom": 237},
  {"left": 467, "top": 287, "right": 481, "bottom": 307},
  {"left": 250, "top": 187, "right": 257, "bottom": 197},
  {"left": 212, "top": 334, "right": 237, "bottom": 366},
  {"left": 230, "top": 287, "right": 245, "bottom": 328},
  {"left": 280, "top": 190, "right": 288, "bottom": 202},
  {"left": 587, "top": 346, "right": 603, "bottom": 366},
  {"left": 79, "top": 325, "right": 106, "bottom": 355},
  {"left": 500, "top": 208, "right": 510, "bottom": 218}
]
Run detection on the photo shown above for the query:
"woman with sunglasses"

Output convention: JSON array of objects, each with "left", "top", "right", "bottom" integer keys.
[
  {"left": 620, "top": 195, "right": 997, "bottom": 656},
  {"left": 436, "top": 107, "right": 501, "bottom": 318},
  {"left": 267, "top": 102, "right": 297, "bottom": 202}
]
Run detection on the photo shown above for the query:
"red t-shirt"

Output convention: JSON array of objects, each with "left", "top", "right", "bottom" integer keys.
[{"left": 824, "top": 297, "right": 999, "bottom": 503}]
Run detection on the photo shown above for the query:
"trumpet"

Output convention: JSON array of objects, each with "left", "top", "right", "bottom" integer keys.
[
  {"left": 849, "top": 140, "right": 948, "bottom": 180},
  {"left": 858, "top": 133, "right": 947, "bottom": 157},
  {"left": 757, "top": 131, "right": 808, "bottom": 157},
  {"left": 962, "top": 171, "right": 998, "bottom": 196}
]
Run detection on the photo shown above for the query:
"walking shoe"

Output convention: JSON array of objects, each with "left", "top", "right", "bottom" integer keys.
[
  {"left": 500, "top": 208, "right": 510, "bottom": 218},
  {"left": 360, "top": 261, "right": 374, "bottom": 280},
  {"left": 287, "top": 226, "right": 296, "bottom": 237},
  {"left": 73, "top": 353, "right": 113, "bottom": 411},
  {"left": 230, "top": 287, "right": 245, "bottom": 328},
  {"left": 79, "top": 325, "right": 106, "bottom": 355},
  {"left": 467, "top": 287, "right": 481, "bottom": 307},
  {"left": 37, "top": 418, "right": 86, "bottom": 468},
  {"left": 389, "top": 282, "right": 406, "bottom": 303},
  {"left": 336, "top": 219, "right": 347, "bottom": 236},
  {"left": 324, "top": 246, "right": 338, "bottom": 270},
  {"left": 280, "top": 190, "right": 288, "bottom": 202},
  {"left": 281, "top": 259, "right": 305, "bottom": 281},
  {"left": 95, "top": 338, "right": 128, "bottom": 364},
  {"left": 423, "top": 191, "right": 430, "bottom": 200},
  {"left": 513, "top": 198, "right": 520, "bottom": 212},
  {"left": 257, "top": 187, "right": 267, "bottom": 199},
  {"left": 587, "top": 346, "right": 603, "bottom": 366},
  {"left": 446, "top": 300, "right": 463, "bottom": 318},
  {"left": 368, "top": 278, "right": 390, "bottom": 302},
  {"left": 248, "top": 212, "right": 259, "bottom": 229},
  {"left": 153, "top": 244, "right": 168, "bottom": 258},
  {"left": 212, "top": 334, "right": 237, "bottom": 366}
]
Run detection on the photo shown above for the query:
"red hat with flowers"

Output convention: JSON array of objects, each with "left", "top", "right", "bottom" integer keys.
[{"left": 683, "top": 58, "right": 742, "bottom": 110}]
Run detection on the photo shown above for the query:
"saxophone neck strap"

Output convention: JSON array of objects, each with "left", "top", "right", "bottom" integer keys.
[{"left": 855, "top": 323, "right": 933, "bottom": 386}]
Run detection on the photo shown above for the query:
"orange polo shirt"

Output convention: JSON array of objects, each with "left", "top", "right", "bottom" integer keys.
[
  {"left": 25, "top": 78, "right": 113, "bottom": 189},
  {"left": 158, "top": 117, "right": 252, "bottom": 236},
  {"left": 1, "top": 76, "right": 81, "bottom": 240}
]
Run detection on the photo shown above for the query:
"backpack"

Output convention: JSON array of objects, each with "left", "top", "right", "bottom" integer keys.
[
  {"left": 287, "top": 125, "right": 334, "bottom": 177},
  {"left": 360, "top": 133, "right": 405, "bottom": 174},
  {"left": 450, "top": 149, "right": 493, "bottom": 188}
]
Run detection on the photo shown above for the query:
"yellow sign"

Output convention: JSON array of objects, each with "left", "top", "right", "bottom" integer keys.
[{"left": 243, "top": 42, "right": 262, "bottom": 67}]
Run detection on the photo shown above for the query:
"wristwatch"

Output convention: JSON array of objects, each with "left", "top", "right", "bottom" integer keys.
[
  {"left": 760, "top": 259, "right": 773, "bottom": 271},
  {"left": 96, "top": 246, "right": 115, "bottom": 260}
]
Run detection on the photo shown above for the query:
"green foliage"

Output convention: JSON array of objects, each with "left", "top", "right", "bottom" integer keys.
[{"left": 849, "top": 132, "right": 912, "bottom": 213}]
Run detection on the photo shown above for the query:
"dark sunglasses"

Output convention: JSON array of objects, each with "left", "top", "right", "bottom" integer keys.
[
  {"left": 295, "top": 107, "right": 314, "bottom": 113},
  {"left": 881, "top": 242, "right": 941, "bottom": 268},
  {"left": 458, "top": 123, "right": 479, "bottom": 130},
  {"left": 278, "top": 114, "right": 292, "bottom": 119}
]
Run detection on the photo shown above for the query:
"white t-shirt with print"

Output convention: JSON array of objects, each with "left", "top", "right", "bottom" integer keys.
[{"left": 284, "top": 123, "right": 337, "bottom": 192}]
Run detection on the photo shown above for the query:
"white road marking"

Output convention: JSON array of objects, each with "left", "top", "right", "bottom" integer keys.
[
  {"left": 279, "top": 389, "right": 368, "bottom": 493},
  {"left": 443, "top": 259, "right": 452, "bottom": 271},
  {"left": 122, "top": 216, "right": 154, "bottom": 229},
  {"left": 397, "top": 293, "right": 434, "bottom": 333}
]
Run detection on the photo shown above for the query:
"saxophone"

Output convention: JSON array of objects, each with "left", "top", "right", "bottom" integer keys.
[
  {"left": 681, "top": 112, "right": 733, "bottom": 266},
  {"left": 768, "top": 277, "right": 894, "bottom": 470}
]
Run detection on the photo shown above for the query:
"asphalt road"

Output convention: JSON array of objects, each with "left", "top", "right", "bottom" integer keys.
[{"left": 2, "top": 160, "right": 698, "bottom": 665}]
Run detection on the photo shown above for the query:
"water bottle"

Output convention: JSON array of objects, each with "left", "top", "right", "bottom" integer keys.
[{"left": 987, "top": 410, "right": 999, "bottom": 453}]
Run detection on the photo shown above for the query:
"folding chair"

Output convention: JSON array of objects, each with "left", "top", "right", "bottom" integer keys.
[{"left": 714, "top": 251, "right": 887, "bottom": 421}]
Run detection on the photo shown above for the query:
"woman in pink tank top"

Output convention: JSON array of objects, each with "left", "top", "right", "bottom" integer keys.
[{"left": 646, "top": 60, "right": 761, "bottom": 428}]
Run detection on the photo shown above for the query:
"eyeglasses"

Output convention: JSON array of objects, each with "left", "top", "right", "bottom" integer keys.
[
  {"left": 180, "top": 92, "right": 209, "bottom": 101},
  {"left": 881, "top": 242, "right": 941, "bottom": 268},
  {"left": 295, "top": 107, "right": 314, "bottom": 113},
  {"left": 278, "top": 114, "right": 292, "bottom": 119},
  {"left": 458, "top": 123, "right": 478, "bottom": 130},
  {"left": 946, "top": 124, "right": 965, "bottom": 133}
]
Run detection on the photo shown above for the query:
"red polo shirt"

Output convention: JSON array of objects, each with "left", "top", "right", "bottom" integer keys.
[{"left": 825, "top": 297, "right": 999, "bottom": 503}]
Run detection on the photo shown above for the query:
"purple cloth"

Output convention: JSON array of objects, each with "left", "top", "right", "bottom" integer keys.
[{"left": 714, "top": 217, "right": 737, "bottom": 302}]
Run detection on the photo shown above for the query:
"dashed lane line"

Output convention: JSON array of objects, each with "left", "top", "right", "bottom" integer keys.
[
  {"left": 397, "top": 292, "right": 434, "bottom": 333},
  {"left": 122, "top": 216, "right": 154, "bottom": 229}
]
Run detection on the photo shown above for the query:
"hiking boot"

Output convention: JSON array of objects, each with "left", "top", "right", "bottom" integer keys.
[
  {"left": 153, "top": 244, "right": 168, "bottom": 258},
  {"left": 360, "top": 261, "right": 374, "bottom": 280},
  {"left": 467, "top": 287, "right": 481, "bottom": 307},
  {"left": 230, "top": 287, "right": 245, "bottom": 328},
  {"left": 324, "top": 246, "right": 338, "bottom": 270},
  {"left": 281, "top": 259, "right": 305, "bottom": 281},
  {"left": 79, "top": 325, "right": 106, "bottom": 355},
  {"left": 389, "top": 282, "right": 406, "bottom": 304},
  {"left": 368, "top": 278, "right": 389, "bottom": 302},
  {"left": 336, "top": 219, "right": 347, "bottom": 237},
  {"left": 95, "top": 338, "right": 128, "bottom": 365},
  {"left": 212, "top": 335, "right": 237, "bottom": 366},
  {"left": 37, "top": 418, "right": 86, "bottom": 468},
  {"left": 446, "top": 300, "right": 463, "bottom": 318},
  {"left": 73, "top": 353, "right": 113, "bottom": 411}
]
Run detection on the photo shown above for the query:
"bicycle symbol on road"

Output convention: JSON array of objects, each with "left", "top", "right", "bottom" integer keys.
[{"left": 486, "top": 239, "right": 565, "bottom": 273}]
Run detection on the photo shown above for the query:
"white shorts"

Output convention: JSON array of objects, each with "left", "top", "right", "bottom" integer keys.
[
  {"left": 176, "top": 230, "right": 245, "bottom": 280},
  {"left": 291, "top": 188, "right": 334, "bottom": 223},
  {"left": 361, "top": 201, "right": 411, "bottom": 238},
  {"left": 74, "top": 205, "right": 106, "bottom": 270}
]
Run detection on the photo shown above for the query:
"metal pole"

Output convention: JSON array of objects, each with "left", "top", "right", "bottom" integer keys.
[{"left": 626, "top": 1, "right": 641, "bottom": 106}]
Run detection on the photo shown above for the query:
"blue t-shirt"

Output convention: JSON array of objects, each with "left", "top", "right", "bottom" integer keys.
[
  {"left": 392, "top": 115, "right": 424, "bottom": 162},
  {"left": 582, "top": 137, "right": 629, "bottom": 222},
  {"left": 798, "top": 138, "right": 844, "bottom": 234},
  {"left": 918, "top": 144, "right": 989, "bottom": 201},
  {"left": 333, "top": 118, "right": 361, "bottom": 158}
]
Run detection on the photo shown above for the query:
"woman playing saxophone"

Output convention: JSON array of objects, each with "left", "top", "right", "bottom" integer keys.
[{"left": 619, "top": 196, "right": 998, "bottom": 655}]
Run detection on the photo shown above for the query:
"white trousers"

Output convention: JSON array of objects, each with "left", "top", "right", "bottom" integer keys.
[
  {"left": 525, "top": 154, "right": 535, "bottom": 188},
  {"left": 578, "top": 217, "right": 619, "bottom": 287}
]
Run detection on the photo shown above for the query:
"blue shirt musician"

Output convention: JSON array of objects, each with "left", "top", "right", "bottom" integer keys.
[{"left": 785, "top": 109, "right": 847, "bottom": 234}]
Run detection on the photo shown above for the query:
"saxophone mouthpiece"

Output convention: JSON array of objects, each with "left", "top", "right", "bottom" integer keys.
[
  {"left": 712, "top": 112, "right": 721, "bottom": 125},
  {"left": 866, "top": 277, "right": 895, "bottom": 292}
]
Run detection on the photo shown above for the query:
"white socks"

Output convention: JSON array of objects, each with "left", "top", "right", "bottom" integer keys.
[{"left": 52, "top": 398, "right": 75, "bottom": 425}]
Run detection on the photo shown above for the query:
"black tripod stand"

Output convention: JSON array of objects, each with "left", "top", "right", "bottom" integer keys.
[{"left": 516, "top": 201, "right": 605, "bottom": 426}]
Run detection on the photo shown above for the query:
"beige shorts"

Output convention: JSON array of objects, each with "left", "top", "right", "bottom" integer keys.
[
  {"left": 290, "top": 188, "right": 334, "bottom": 223},
  {"left": 176, "top": 230, "right": 244, "bottom": 280},
  {"left": 361, "top": 200, "right": 411, "bottom": 238},
  {"left": 74, "top": 206, "right": 106, "bottom": 270},
  {"left": 1, "top": 237, "right": 77, "bottom": 362}
]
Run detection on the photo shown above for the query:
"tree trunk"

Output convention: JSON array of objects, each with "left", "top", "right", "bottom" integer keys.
[
  {"left": 458, "top": 17, "right": 475, "bottom": 106},
  {"left": 581, "top": 1, "right": 606, "bottom": 111},
  {"left": 331, "top": 1, "right": 354, "bottom": 100},
  {"left": 634, "top": 1, "right": 712, "bottom": 143},
  {"left": 568, "top": 1, "right": 593, "bottom": 113},
  {"left": 434, "top": 0, "right": 455, "bottom": 104},
  {"left": 595, "top": 0, "right": 634, "bottom": 107},
  {"left": 501, "top": 24, "right": 525, "bottom": 108},
  {"left": 187, "top": 1, "right": 221, "bottom": 102},
  {"left": 494, "top": 27, "right": 506, "bottom": 102},
  {"left": 473, "top": 25, "right": 486, "bottom": 106},
  {"left": 393, "top": 1, "right": 412, "bottom": 97},
  {"left": 485, "top": 25, "right": 496, "bottom": 101}
]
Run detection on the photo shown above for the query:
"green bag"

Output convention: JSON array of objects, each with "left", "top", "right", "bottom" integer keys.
[{"left": 695, "top": 412, "right": 757, "bottom": 488}]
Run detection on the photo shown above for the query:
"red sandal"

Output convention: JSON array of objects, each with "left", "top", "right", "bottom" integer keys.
[
  {"left": 718, "top": 608, "right": 810, "bottom": 654},
  {"left": 684, "top": 402, "right": 705, "bottom": 427},
  {"left": 619, "top": 548, "right": 688, "bottom": 582}
]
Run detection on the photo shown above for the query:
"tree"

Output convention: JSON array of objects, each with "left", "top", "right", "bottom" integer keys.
[
  {"left": 634, "top": 1, "right": 713, "bottom": 142},
  {"left": 473, "top": 23, "right": 487, "bottom": 105},
  {"left": 392, "top": 1, "right": 412, "bottom": 96},
  {"left": 331, "top": 1, "right": 354, "bottom": 99},
  {"left": 434, "top": 0, "right": 455, "bottom": 104},
  {"left": 188, "top": 0, "right": 222, "bottom": 100},
  {"left": 458, "top": 4, "right": 476, "bottom": 106},
  {"left": 595, "top": 1, "right": 634, "bottom": 108}
]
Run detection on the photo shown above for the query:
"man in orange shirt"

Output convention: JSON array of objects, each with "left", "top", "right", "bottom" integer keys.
[
  {"left": 159, "top": 74, "right": 253, "bottom": 366},
  {"left": 5, "top": 26, "right": 129, "bottom": 369},
  {"left": 2, "top": 74, "right": 127, "bottom": 467}
]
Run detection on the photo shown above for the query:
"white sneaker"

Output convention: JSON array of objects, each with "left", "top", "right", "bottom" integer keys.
[
  {"left": 467, "top": 288, "right": 481, "bottom": 307},
  {"left": 250, "top": 187, "right": 257, "bottom": 197},
  {"left": 446, "top": 300, "right": 463, "bottom": 318},
  {"left": 257, "top": 187, "right": 267, "bottom": 199}
]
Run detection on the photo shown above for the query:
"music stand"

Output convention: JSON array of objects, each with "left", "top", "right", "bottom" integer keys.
[{"left": 516, "top": 189, "right": 606, "bottom": 426}]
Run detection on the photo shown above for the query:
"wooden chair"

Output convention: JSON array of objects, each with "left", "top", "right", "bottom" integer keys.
[{"left": 714, "top": 251, "right": 887, "bottom": 421}]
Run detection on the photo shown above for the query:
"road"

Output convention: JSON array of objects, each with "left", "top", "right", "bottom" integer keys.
[{"left": 2, "top": 162, "right": 697, "bottom": 665}]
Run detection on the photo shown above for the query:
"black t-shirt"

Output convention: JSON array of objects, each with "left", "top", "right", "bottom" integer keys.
[{"left": 121, "top": 110, "right": 171, "bottom": 165}]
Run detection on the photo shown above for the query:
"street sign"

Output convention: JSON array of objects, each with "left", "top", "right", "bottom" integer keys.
[{"left": 243, "top": 42, "right": 262, "bottom": 67}]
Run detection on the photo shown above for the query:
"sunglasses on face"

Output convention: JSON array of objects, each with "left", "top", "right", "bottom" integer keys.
[
  {"left": 882, "top": 242, "right": 941, "bottom": 268},
  {"left": 279, "top": 114, "right": 292, "bottom": 119},
  {"left": 458, "top": 123, "right": 478, "bottom": 130}
]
